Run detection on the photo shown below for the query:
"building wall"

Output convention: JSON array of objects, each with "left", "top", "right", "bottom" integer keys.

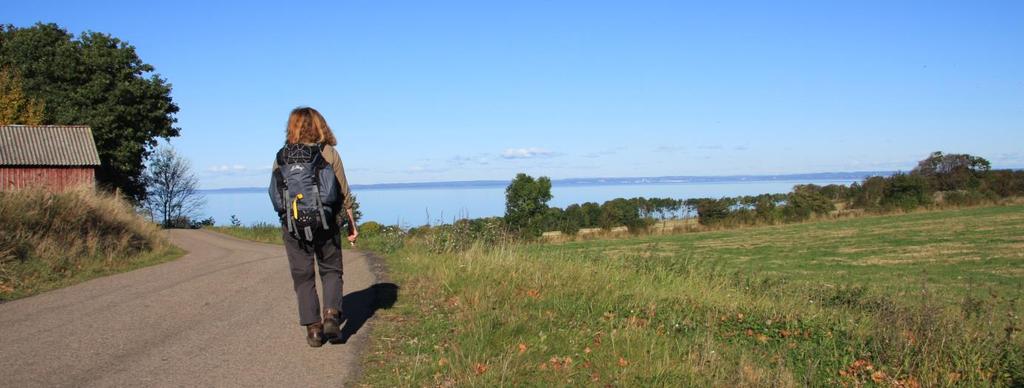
[{"left": 0, "top": 166, "right": 95, "bottom": 191}]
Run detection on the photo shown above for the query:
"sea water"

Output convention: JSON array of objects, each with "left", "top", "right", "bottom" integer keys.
[{"left": 201, "top": 179, "right": 855, "bottom": 227}]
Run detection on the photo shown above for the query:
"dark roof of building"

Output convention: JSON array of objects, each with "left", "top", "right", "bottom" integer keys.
[{"left": 0, "top": 125, "right": 102, "bottom": 166}]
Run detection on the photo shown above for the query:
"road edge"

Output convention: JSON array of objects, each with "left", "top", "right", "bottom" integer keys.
[{"left": 345, "top": 248, "right": 392, "bottom": 387}]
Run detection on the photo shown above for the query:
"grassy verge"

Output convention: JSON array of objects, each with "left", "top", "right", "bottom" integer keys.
[
  {"left": 359, "top": 205, "right": 1024, "bottom": 386},
  {"left": 207, "top": 223, "right": 284, "bottom": 245},
  {"left": 205, "top": 223, "right": 399, "bottom": 254},
  {"left": 1, "top": 246, "right": 183, "bottom": 300},
  {"left": 0, "top": 187, "right": 182, "bottom": 301}
]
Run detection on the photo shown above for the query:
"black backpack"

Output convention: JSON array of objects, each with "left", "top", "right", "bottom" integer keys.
[{"left": 269, "top": 144, "right": 341, "bottom": 241}]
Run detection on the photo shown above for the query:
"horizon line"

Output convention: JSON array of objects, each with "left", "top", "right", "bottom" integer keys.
[{"left": 199, "top": 169, "right": 901, "bottom": 192}]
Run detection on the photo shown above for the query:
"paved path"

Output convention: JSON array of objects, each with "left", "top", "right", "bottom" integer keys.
[{"left": 0, "top": 229, "right": 386, "bottom": 387}]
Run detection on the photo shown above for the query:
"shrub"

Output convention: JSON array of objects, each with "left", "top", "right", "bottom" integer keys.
[
  {"left": 360, "top": 221, "right": 383, "bottom": 237},
  {"left": 360, "top": 222, "right": 405, "bottom": 255},
  {"left": 783, "top": 189, "right": 835, "bottom": 221},
  {"left": 881, "top": 173, "right": 932, "bottom": 211},
  {"left": 848, "top": 176, "right": 889, "bottom": 210},
  {"left": 413, "top": 217, "right": 512, "bottom": 254},
  {"left": 686, "top": 197, "right": 734, "bottom": 226},
  {"left": 941, "top": 190, "right": 992, "bottom": 207},
  {"left": 599, "top": 198, "right": 650, "bottom": 232}
]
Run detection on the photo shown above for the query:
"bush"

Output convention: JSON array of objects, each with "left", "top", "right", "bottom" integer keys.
[
  {"left": 686, "top": 197, "right": 734, "bottom": 226},
  {"left": 599, "top": 198, "right": 649, "bottom": 232},
  {"left": 848, "top": 176, "right": 889, "bottom": 210},
  {"left": 783, "top": 188, "right": 836, "bottom": 221},
  {"left": 360, "top": 221, "right": 383, "bottom": 237},
  {"left": 981, "top": 170, "right": 1024, "bottom": 198},
  {"left": 940, "top": 190, "right": 994, "bottom": 207},
  {"left": 359, "top": 222, "right": 405, "bottom": 255},
  {"left": 879, "top": 173, "right": 932, "bottom": 211},
  {"left": 412, "top": 217, "right": 512, "bottom": 254}
]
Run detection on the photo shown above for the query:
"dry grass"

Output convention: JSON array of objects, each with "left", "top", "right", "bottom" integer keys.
[{"left": 0, "top": 186, "right": 176, "bottom": 300}]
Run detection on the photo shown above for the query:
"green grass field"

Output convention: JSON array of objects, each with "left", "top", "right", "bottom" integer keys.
[
  {"left": 536, "top": 205, "right": 1024, "bottom": 303},
  {"left": 360, "top": 205, "right": 1024, "bottom": 387}
]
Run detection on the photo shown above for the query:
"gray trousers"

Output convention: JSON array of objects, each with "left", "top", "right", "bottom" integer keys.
[{"left": 282, "top": 228, "right": 343, "bottom": 326}]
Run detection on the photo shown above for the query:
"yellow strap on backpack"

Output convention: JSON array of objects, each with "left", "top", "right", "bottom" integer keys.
[{"left": 292, "top": 193, "right": 304, "bottom": 219}]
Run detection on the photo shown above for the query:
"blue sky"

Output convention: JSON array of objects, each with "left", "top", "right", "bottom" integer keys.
[{"left": 8, "top": 1, "right": 1023, "bottom": 188}]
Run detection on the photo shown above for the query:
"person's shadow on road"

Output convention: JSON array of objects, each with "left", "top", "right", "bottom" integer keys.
[{"left": 331, "top": 282, "right": 399, "bottom": 344}]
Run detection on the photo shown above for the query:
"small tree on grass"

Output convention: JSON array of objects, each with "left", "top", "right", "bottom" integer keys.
[
  {"left": 504, "top": 173, "right": 552, "bottom": 238},
  {"left": 144, "top": 147, "right": 204, "bottom": 228}
]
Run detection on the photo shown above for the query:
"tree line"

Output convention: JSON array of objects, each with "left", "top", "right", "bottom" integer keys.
[{"left": 498, "top": 152, "right": 1024, "bottom": 238}]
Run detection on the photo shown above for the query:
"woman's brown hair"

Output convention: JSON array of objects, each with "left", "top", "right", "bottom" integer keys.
[{"left": 286, "top": 107, "right": 337, "bottom": 146}]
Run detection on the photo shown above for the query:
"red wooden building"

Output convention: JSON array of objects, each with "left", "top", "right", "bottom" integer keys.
[{"left": 0, "top": 125, "right": 101, "bottom": 191}]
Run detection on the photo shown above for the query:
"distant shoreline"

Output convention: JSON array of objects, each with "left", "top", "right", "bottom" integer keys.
[{"left": 200, "top": 171, "right": 892, "bottom": 194}]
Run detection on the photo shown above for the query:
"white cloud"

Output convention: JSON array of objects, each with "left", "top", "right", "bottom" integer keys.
[
  {"left": 203, "top": 164, "right": 271, "bottom": 176},
  {"left": 501, "top": 147, "right": 554, "bottom": 159},
  {"left": 207, "top": 164, "right": 248, "bottom": 172}
]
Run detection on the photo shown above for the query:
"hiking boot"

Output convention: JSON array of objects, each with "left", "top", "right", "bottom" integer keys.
[
  {"left": 323, "top": 308, "right": 342, "bottom": 340},
  {"left": 306, "top": 323, "right": 324, "bottom": 347}
]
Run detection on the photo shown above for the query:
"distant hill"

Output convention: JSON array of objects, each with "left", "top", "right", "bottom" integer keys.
[{"left": 201, "top": 171, "right": 893, "bottom": 193}]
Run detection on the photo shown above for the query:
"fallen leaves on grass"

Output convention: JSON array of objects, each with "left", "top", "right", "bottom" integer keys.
[
  {"left": 445, "top": 296, "right": 460, "bottom": 308},
  {"left": 618, "top": 357, "right": 629, "bottom": 367},
  {"left": 838, "top": 359, "right": 915, "bottom": 387},
  {"left": 550, "top": 356, "right": 573, "bottom": 371},
  {"left": 539, "top": 356, "right": 573, "bottom": 372},
  {"left": 871, "top": 370, "right": 888, "bottom": 383},
  {"left": 892, "top": 377, "right": 921, "bottom": 388},
  {"left": 473, "top": 363, "right": 488, "bottom": 375},
  {"left": 525, "top": 289, "right": 541, "bottom": 299},
  {"left": 626, "top": 315, "right": 648, "bottom": 328}
]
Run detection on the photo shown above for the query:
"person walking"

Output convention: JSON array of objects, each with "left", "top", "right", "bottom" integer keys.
[{"left": 269, "top": 107, "right": 359, "bottom": 347}]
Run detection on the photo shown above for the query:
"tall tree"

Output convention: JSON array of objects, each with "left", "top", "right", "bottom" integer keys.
[
  {"left": 144, "top": 147, "right": 204, "bottom": 228},
  {"left": 0, "top": 23, "right": 180, "bottom": 201},
  {"left": 912, "top": 151, "right": 991, "bottom": 191},
  {"left": 0, "top": 66, "right": 44, "bottom": 124},
  {"left": 504, "top": 173, "right": 553, "bottom": 238}
]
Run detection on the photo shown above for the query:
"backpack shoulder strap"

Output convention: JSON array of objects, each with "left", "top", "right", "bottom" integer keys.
[{"left": 275, "top": 146, "right": 288, "bottom": 166}]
